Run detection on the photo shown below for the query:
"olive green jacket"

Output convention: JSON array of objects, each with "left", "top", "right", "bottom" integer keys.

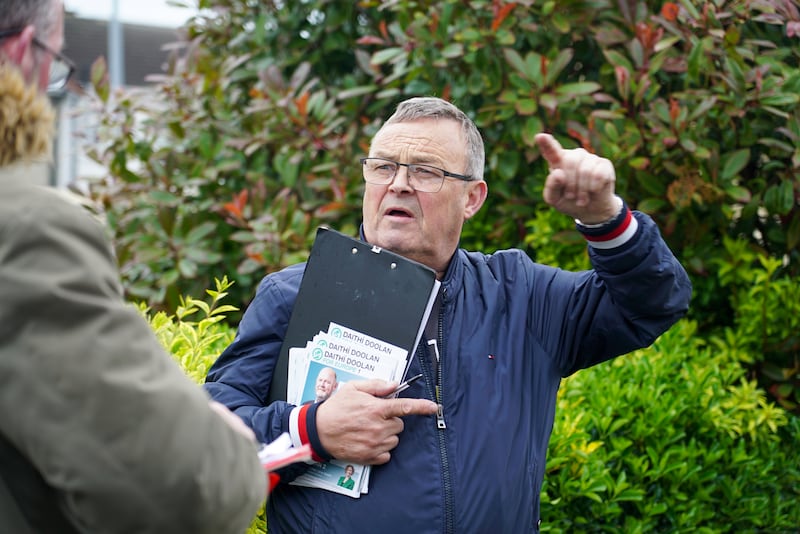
[{"left": 0, "top": 65, "right": 266, "bottom": 533}]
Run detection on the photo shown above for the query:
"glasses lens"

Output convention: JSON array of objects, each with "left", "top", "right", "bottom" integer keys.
[
  {"left": 408, "top": 164, "right": 444, "bottom": 192},
  {"left": 363, "top": 158, "right": 397, "bottom": 184},
  {"left": 47, "top": 58, "right": 70, "bottom": 91}
]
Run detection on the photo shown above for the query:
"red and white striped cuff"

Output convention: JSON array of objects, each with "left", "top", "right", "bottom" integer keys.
[
  {"left": 576, "top": 197, "right": 638, "bottom": 250},
  {"left": 289, "top": 403, "right": 331, "bottom": 463}
]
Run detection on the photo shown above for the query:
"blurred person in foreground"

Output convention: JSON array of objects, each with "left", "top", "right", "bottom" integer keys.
[
  {"left": 0, "top": 1, "right": 267, "bottom": 532},
  {"left": 205, "top": 95, "right": 691, "bottom": 533}
]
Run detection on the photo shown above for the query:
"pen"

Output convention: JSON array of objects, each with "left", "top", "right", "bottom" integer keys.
[{"left": 384, "top": 373, "right": 424, "bottom": 398}]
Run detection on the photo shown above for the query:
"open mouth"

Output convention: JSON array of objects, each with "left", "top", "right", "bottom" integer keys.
[{"left": 386, "top": 207, "right": 413, "bottom": 218}]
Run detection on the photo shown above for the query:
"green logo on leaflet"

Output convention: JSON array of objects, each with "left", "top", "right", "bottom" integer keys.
[{"left": 312, "top": 347, "right": 323, "bottom": 360}]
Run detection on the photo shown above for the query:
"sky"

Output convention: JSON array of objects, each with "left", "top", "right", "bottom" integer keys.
[{"left": 64, "top": 0, "right": 197, "bottom": 28}]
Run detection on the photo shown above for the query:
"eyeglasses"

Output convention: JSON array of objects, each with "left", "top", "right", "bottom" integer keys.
[
  {"left": 32, "top": 36, "right": 75, "bottom": 92},
  {"left": 360, "top": 157, "right": 474, "bottom": 193},
  {"left": 0, "top": 29, "right": 75, "bottom": 92}
]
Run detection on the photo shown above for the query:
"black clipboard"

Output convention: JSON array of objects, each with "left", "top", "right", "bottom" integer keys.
[{"left": 267, "top": 227, "right": 439, "bottom": 404}]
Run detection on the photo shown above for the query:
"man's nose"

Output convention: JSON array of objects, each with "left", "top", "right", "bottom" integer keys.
[{"left": 389, "top": 164, "right": 414, "bottom": 192}]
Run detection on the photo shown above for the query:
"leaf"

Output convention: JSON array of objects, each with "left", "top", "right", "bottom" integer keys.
[
  {"left": 539, "top": 93, "right": 558, "bottom": 113},
  {"left": 686, "top": 37, "right": 704, "bottom": 82},
  {"left": 720, "top": 149, "right": 750, "bottom": 181},
  {"left": 294, "top": 92, "right": 309, "bottom": 117},
  {"left": 603, "top": 50, "right": 633, "bottom": 71},
  {"left": 654, "top": 35, "right": 681, "bottom": 53},
  {"left": 545, "top": 48, "right": 574, "bottom": 87},
  {"left": 679, "top": 137, "right": 697, "bottom": 152},
  {"left": 788, "top": 214, "right": 800, "bottom": 249},
  {"left": 724, "top": 185, "right": 751, "bottom": 203},
  {"left": 591, "top": 109, "right": 626, "bottom": 120},
  {"left": 184, "top": 248, "right": 223, "bottom": 264},
  {"left": 337, "top": 85, "right": 378, "bottom": 100},
  {"left": 375, "top": 88, "right": 401, "bottom": 99},
  {"left": 629, "top": 157, "right": 650, "bottom": 171},
  {"left": 515, "top": 98, "right": 538, "bottom": 115},
  {"left": 763, "top": 182, "right": 794, "bottom": 215},
  {"left": 90, "top": 56, "right": 110, "bottom": 103},
  {"left": 552, "top": 12, "right": 570, "bottom": 33},
  {"left": 678, "top": 0, "right": 700, "bottom": 20},
  {"left": 521, "top": 116, "right": 543, "bottom": 146},
  {"left": 441, "top": 43, "right": 463, "bottom": 59},
  {"left": 776, "top": 179, "right": 795, "bottom": 215},
  {"left": 757, "top": 137, "right": 795, "bottom": 153},
  {"left": 209, "top": 304, "right": 239, "bottom": 316},
  {"left": 637, "top": 173, "right": 666, "bottom": 196},
  {"left": 149, "top": 190, "right": 180, "bottom": 204},
  {"left": 759, "top": 94, "right": 800, "bottom": 107},
  {"left": 502, "top": 48, "right": 529, "bottom": 80},
  {"left": 688, "top": 96, "right": 717, "bottom": 121},
  {"left": 177, "top": 257, "right": 198, "bottom": 279},
  {"left": 491, "top": 3, "right": 516, "bottom": 32},
  {"left": 495, "top": 150, "right": 520, "bottom": 180},
  {"left": 185, "top": 222, "right": 217, "bottom": 244},
  {"left": 289, "top": 62, "right": 311, "bottom": 89},
  {"left": 371, "top": 47, "right": 406, "bottom": 66},
  {"left": 636, "top": 197, "right": 667, "bottom": 213},
  {"left": 554, "top": 82, "right": 601, "bottom": 97},
  {"left": 356, "top": 35, "right": 385, "bottom": 46}
]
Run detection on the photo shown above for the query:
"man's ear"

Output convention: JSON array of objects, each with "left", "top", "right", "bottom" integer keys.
[
  {"left": 0, "top": 25, "right": 35, "bottom": 71},
  {"left": 464, "top": 180, "right": 488, "bottom": 220}
]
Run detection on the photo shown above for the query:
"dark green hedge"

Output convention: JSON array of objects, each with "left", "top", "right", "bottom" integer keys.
[{"left": 542, "top": 320, "right": 799, "bottom": 532}]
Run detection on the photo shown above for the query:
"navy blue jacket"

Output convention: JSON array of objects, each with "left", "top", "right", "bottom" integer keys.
[{"left": 205, "top": 212, "right": 691, "bottom": 533}]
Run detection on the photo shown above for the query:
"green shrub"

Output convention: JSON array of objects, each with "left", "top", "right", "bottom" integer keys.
[
  {"left": 714, "top": 238, "right": 800, "bottom": 412},
  {"left": 140, "top": 278, "right": 268, "bottom": 532},
  {"left": 143, "top": 276, "right": 238, "bottom": 382},
  {"left": 541, "top": 320, "right": 800, "bottom": 532},
  {"left": 84, "top": 0, "right": 799, "bottom": 325}
]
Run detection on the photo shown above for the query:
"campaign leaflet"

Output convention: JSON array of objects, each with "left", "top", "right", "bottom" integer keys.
[{"left": 286, "top": 322, "right": 409, "bottom": 497}]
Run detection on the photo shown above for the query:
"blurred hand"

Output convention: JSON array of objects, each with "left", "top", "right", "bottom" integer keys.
[
  {"left": 208, "top": 400, "right": 256, "bottom": 442},
  {"left": 316, "top": 379, "right": 438, "bottom": 465},
  {"left": 535, "top": 133, "right": 620, "bottom": 224}
]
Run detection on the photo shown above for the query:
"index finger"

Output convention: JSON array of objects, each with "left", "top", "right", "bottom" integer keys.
[
  {"left": 381, "top": 397, "right": 439, "bottom": 418},
  {"left": 534, "top": 133, "right": 564, "bottom": 168},
  {"left": 348, "top": 378, "right": 398, "bottom": 398}
]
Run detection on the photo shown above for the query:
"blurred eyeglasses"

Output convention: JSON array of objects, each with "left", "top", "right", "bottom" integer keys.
[
  {"left": 0, "top": 29, "right": 75, "bottom": 92},
  {"left": 32, "top": 36, "right": 75, "bottom": 92},
  {"left": 360, "top": 157, "right": 474, "bottom": 193}
]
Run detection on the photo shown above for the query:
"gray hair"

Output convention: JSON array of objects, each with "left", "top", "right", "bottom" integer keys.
[
  {"left": 0, "top": 0, "right": 60, "bottom": 39},
  {"left": 379, "top": 97, "right": 486, "bottom": 182}
]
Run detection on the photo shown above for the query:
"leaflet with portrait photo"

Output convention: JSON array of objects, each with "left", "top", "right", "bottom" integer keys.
[
  {"left": 287, "top": 322, "right": 412, "bottom": 496},
  {"left": 287, "top": 325, "right": 408, "bottom": 406}
]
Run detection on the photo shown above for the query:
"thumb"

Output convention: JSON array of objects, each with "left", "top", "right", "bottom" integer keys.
[
  {"left": 534, "top": 133, "right": 564, "bottom": 168},
  {"left": 208, "top": 400, "right": 255, "bottom": 441}
]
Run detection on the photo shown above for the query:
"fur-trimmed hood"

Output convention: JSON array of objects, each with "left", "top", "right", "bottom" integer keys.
[{"left": 0, "top": 63, "right": 55, "bottom": 167}]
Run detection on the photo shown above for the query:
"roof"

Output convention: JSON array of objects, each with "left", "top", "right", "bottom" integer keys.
[{"left": 64, "top": 11, "right": 182, "bottom": 87}]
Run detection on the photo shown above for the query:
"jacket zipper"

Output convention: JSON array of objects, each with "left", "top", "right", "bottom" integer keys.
[
  {"left": 436, "top": 289, "right": 454, "bottom": 534},
  {"left": 428, "top": 338, "right": 446, "bottom": 429}
]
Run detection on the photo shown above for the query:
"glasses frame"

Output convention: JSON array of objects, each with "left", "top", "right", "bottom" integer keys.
[
  {"left": 0, "top": 28, "right": 75, "bottom": 92},
  {"left": 359, "top": 157, "right": 474, "bottom": 193}
]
